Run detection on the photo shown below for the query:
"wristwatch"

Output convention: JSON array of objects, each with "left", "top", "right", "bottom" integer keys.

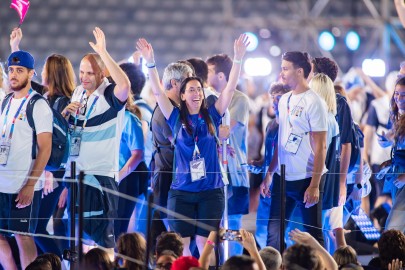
[{"left": 355, "top": 183, "right": 363, "bottom": 189}]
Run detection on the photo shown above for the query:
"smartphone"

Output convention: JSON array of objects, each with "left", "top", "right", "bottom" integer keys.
[
  {"left": 376, "top": 132, "right": 387, "bottom": 141},
  {"left": 220, "top": 229, "right": 242, "bottom": 241}
]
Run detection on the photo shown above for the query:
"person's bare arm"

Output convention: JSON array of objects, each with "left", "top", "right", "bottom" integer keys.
[
  {"left": 89, "top": 27, "right": 131, "bottom": 102},
  {"left": 137, "top": 38, "right": 174, "bottom": 119},
  {"left": 290, "top": 229, "right": 338, "bottom": 270},
  {"left": 240, "top": 229, "right": 266, "bottom": 270},
  {"left": 215, "top": 34, "right": 249, "bottom": 115},
  {"left": 16, "top": 132, "right": 52, "bottom": 208},
  {"left": 118, "top": 150, "right": 144, "bottom": 182},
  {"left": 362, "top": 125, "right": 375, "bottom": 165},
  {"left": 338, "top": 143, "right": 351, "bottom": 206},
  {"left": 305, "top": 131, "right": 327, "bottom": 208}
]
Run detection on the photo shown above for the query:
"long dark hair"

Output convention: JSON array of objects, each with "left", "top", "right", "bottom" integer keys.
[
  {"left": 391, "top": 77, "right": 405, "bottom": 141},
  {"left": 179, "top": 76, "right": 215, "bottom": 136}
]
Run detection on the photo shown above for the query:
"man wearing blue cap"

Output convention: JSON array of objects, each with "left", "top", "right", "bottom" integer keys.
[{"left": 0, "top": 50, "right": 53, "bottom": 269}]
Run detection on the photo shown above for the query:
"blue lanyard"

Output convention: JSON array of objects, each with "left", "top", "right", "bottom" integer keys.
[
  {"left": 73, "top": 91, "right": 100, "bottom": 132},
  {"left": 192, "top": 114, "right": 203, "bottom": 157},
  {"left": 1, "top": 89, "right": 33, "bottom": 141}
]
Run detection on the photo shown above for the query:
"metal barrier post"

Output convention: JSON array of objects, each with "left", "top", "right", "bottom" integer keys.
[
  {"left": 280, "top": 164, "right": 286, "bottom": 254},
  {"left": 78, "top": 171, "right": 84, "bottom": 265}
]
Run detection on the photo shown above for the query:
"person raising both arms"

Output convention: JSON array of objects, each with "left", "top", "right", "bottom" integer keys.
[{"left": 136, "top": 34, "right": 249, "bottom": 258}]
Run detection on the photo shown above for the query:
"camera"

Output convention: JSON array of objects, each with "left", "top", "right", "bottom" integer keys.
[{"left": 220, "top": 229, "right": 242, "bottom": 241}]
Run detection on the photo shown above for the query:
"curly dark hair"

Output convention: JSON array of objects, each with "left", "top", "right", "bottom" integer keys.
[
  {"left": 312, "top": 57, "right": 339, "bottom": 82},
  {"left": 156, "top": 232, "right": 184, "bottom": 258},
  {"left": 283, "top": 243, "right": 322, "bottom": 270},
  {"left": 378, "top": 229, "right": 405, "bottom": 270}
]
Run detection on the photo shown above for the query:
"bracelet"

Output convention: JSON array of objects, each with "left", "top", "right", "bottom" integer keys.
[
  {"left": 146, "top": 62, "right": 156, "bottom": 68},
  {"left": 206, "top": 240, "right": 215, "bottom": 247},
  {"left": 233, "top": 59, "right": 242, "bottom": 64}
]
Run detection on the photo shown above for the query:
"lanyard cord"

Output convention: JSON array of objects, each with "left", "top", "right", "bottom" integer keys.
[
  {"left": 286, "top": 92, "right": 307, "bottom": 129},
  {"left": 73, "top": 91, "right": 100, "bottom": 132},
  {"left": 192, "top": 114, "right": 203, "bottom": 157},
  {"left": 1, "top": 89, "right": 33, "bottom": 141}
]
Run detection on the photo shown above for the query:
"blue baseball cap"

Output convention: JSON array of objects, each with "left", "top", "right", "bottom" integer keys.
[{"left": 7, "top": 50, "right": 36, "bottom": 74}]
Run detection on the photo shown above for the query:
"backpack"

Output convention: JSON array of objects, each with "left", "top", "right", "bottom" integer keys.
[
  {"left": 348, "top": 122, "right": 364, "bottom": 174},
  {"left": 1, "top": 93, "right": 69, "bottom": 171}
]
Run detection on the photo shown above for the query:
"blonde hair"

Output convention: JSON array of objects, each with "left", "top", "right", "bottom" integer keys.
[{"left": 310, "top": 73, "right": 337, "bottom": 115}]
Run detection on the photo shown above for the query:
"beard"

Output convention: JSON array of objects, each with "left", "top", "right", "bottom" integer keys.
[{"left": 9, "top": 77, "right": 29, "bottom": 92}]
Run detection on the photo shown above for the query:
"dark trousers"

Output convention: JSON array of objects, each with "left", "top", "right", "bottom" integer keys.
[
  {"left": 34, "top": 184, "right": 66, "bottom": 257},
  {"left": 114, "top": 162, "right": 149, "bottom": 240},
  {"left": 266, "top": 174, "right": 325, "bottom": 250}
]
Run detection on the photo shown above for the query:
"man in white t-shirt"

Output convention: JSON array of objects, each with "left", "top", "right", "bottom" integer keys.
[
  {"left": 0, "top": 50, "right": 53, "bottom": 269},
  {"left": 62, "top": 27, "right": 130, "bottom": 258},
  {"left": 263, "top": 51, "right": 328, "bottom": 250}
]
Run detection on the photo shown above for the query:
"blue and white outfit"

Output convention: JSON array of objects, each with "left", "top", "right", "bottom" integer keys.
[
  {"left": 384, "top": 138, "right": 405, "bottom": 232},
  {"left": 65, "top": 78, "right": 125, "bottom": 248},
  {"left": 166, "top": 104, "right": 225, "bottom": 237}
]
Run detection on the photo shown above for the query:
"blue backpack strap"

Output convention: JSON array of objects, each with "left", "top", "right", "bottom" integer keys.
[
  {"left": 25, "top": 94, "right": 46, "bottom": 159},
  {"left": 1, "top": 93, "right": 13, "bottom": 114}
]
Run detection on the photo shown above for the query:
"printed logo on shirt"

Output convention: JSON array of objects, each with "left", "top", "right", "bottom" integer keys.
[
  {"left": 19, "top": 219, "right": 28, "bottom": 223},
  {"left": 291, "top": 106, "right": 304, "bottom": 117}
]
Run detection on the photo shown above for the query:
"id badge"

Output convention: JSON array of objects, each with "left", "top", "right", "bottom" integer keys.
[
  {"left": 190, "top": 157, "right": 206, "bottom": 181},
  {"left": 0, "top": 142, "right": 11, "bottom": 166},
  {"left": 70, "top": 133, "right": 82, "bottom": 156},
  {"left": 285, "top": 133, "right": 303, "bottom": 154}
]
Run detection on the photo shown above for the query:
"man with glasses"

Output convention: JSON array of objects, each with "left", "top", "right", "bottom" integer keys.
[
  {"left": 0, "top": 50, "right": 52, "bottom": 269},
  {"left": 62, "top": 27, "right": 130, "bottom": 259}
]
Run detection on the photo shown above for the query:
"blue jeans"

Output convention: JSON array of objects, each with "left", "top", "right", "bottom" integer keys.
[{"left": 266, "top": 174, "right": 325, "bottom": 250}]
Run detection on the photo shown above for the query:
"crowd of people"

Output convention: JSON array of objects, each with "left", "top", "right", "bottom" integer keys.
[{"left": 2, "top": 4, "right": 405, "bottom": 269}]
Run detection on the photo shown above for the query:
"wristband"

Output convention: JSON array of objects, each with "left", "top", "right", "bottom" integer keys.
[
  {"left": 146, "top": 62, "right": 156, "bottom": 68},
  {"left": 233, "top": 59, "right": 242, "bottom": 64},
  {"left": 206, "top": 240, "right": 215, "bottom": 247}
]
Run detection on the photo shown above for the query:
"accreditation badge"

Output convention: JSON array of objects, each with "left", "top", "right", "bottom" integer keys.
[
  {"left": 284, "top": 133, "right": 303, "bottom": 154},
  {"left": 70, "top": 133, "right": 82, "bottom": 157},
  {"left": 0, "top": 141, "right": 10, "bottom": 166},
  {"left": 190, "top": 157, "right": 206, "bottom": 181}
]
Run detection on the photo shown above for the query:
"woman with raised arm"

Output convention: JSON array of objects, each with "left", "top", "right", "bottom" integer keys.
[{"left": 137, "top": 35, "right": 249, "bottom": 256}]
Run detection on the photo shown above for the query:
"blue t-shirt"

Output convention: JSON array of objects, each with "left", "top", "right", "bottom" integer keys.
[
  {"left": 167, "top": 105, "right": 223, "bottom": 192},
  {"left": 336, "top": 94, "right": 353, "bottom": 144},
  {"left": 119, "top": 110, "right": 145, "bottom": 170}
]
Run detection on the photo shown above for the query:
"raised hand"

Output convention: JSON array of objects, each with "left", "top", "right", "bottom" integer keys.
[
  {"left": 234, "top": 33, "right": 250, "bottom": 61},
  {"left": 10, "top": 27, "right": 22, "bottom": 52},
  {"left": 289, "top": 228, "right": 318, "bottom": 247},
  {"left": 136, "top": 38, "right": 155, "bottom": 64},
  {"left": 89, "top": 27, "right": 107, "bottom": 55}
]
